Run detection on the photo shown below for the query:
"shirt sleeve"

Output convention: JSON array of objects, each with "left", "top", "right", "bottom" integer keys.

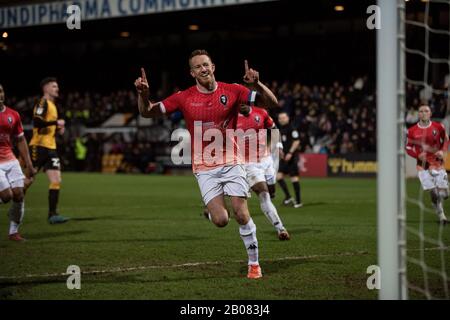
[
  {"left": 405, "top": 127, "right": 418, "bottom": 158},
  {"left": 160, "top": 91, "right": 183, "bottom": 115},
  {"left": 439, "top": 123, "right": 449, "bottom": 152},
  {"left": 264, "top": 111, "right": 275, "bottom": 129},
  {"left": 33, "top": 99, "right": 48, "bottom": 119},
  {"left": 14, "top": 112, "right": 24, "bottom": 137}
]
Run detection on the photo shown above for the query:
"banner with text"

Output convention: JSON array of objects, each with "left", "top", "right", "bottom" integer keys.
[
  {"left": 327, "top": 154, "right": 377, "bottom": 177},
  {"left": 0, "top": 0, "right": 276, "bottom": 29}
]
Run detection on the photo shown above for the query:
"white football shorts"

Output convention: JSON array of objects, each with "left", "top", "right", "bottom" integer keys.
[
  {"left": 0, "top": 159, "right": 25, "bottom": 191},
  {"left": 195, "top": 164, "right": 249, "bottom": 205},
  {"left": 418, "top": 169, "right": 449, "bottom": 191},
  {"left": 245, "top": 155, "right": 277, "bottom": 188}
]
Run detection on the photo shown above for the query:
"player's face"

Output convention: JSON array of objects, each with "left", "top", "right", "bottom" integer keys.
[
  {"left": 44, "top": 81, "right": 59, "bottom": 99},
  {"left": 0, "top": 85, "right": 4, "bottom": 107},
  {"left": 418, "top": 106, "right": 431, "bottom": 122},
  {"left": 278, "top": 113, "right": 289, "bottom": 126},
  {"left": 190, "top": 55, "right": 215, "bottom": 87}
]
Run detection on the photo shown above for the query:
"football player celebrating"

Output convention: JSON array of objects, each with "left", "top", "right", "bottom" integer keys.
[
  {"left": 135, "top": 50, "right": 278, "bottom": 279},
  {"left": 0, "top": 84, "right": 36, "bottom": 241},
  {"left": 406, "top": 105, "right": 449, "bottom": 224}
]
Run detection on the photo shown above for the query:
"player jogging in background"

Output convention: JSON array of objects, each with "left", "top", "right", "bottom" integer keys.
[
  {"left": 135, "top": 49, "right": 278, "bottom": 279},
  {"left": 277, "top": 112, "right": 303, "bottom": 208},
  {"left": 406, "top": 104, "right": 449, "bottom": 224},
  {"left": 28, "top": 77, "right": 69, "bottom": 224},
  {"left": 0, "top": 84, "right": 36, "bottom": 241},
  {"left": 237, "top": 105, "right": 290, "bottom": 240}
]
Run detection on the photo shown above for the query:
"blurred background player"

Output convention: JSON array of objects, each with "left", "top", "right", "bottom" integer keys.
[
  {"left": 28, "top": 77, "right": 69, "bottom": 224},
  {"left": 277, "top": 112, "right": 303, "bottom": 208},
  {"left": 0, "top": 84, "right": 36, "bottom": 241},
  {"left": 135, "top": 50, "right": 278, "bottom": 279},
  {"left": 406, "top": 105, "right": 449, "bottom": 224},
  {"left": 237, "top": 104, "right": 290, "bottom": 240}
]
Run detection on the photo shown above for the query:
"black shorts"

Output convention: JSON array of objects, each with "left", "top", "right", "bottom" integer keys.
[
  {"left": 30, "top": 146, "right": 61, "bottom": 171},
  {"left": 279, "top": 154, "right": 299, "bottom": 177}
]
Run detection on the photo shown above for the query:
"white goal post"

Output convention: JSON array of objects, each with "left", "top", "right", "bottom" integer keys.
[{"left": 377, "top": 0, "right": 408, "bottom": 300}]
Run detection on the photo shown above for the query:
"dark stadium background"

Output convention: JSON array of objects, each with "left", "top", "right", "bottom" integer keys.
[
  {"left": 2, "top": 0, "right": 448, "bottom": 174},
  {"left": 1, "top": 0, "right": 450, "bottom": 302},
  {"left": 1, "top": 0, "right": 378, "bottom": 95}
]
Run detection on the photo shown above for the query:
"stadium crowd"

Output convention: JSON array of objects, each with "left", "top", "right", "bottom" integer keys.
[{"left": 5, "top": 76, "right": 448, "bottom": 173}]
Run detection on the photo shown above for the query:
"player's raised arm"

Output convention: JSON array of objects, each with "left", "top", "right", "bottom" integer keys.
[
  {"left": 134, "top": 67, "right": 163, "bottom": 118},
  {"left": 243, "top": 60, "right": 278, "bottom": 109}
]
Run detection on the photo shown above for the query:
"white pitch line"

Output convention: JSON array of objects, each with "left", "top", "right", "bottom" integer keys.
[{"left": 0, "top": 250, "right": 369, "bottom": 283}]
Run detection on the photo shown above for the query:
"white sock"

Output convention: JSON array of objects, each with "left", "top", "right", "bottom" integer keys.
[
  {"left": 239, "top": 218, "right": 259, "bottom": 266},
  {"left": 9, "top": 221, "right": 19, "bottom": 235},
  {"left": 438, "top": 201, "right": 444, "bottom": 214},
  {"left": 8, "top": 201, "right": 24, "bottom": 235},
  {"left": 259, "top": 192, "right": 284, "bottom": 232}
]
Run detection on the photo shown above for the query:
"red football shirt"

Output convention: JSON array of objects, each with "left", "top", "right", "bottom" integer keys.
[
  {"left": 160, "top": 82, "right": 256, "bottom": 172},
  {"left": 406, "top": 121, "right": 448, "bottom": 170},
  {"left": 0, "top": 106, "right": 24, "bottom": 163},
  {"left": 236, "top": 106, "right": 274, "bottom": 163}
]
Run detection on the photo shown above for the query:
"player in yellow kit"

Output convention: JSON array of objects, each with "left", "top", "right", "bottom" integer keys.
[{"left": 28, "top": 77, "right": 70, "bottom": 224}]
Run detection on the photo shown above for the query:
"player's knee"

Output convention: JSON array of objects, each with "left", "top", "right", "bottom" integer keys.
[
  {"left": 0, "top": 189, "right": 13, "bottom": 203},
  {"left": 234, "top": 209, "right": 250, "bottom": 225},
  {"left": 212, "top": 215, "right": 229, "bottom": 228}
]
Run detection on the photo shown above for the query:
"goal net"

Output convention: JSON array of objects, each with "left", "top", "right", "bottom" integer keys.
[{"left": 378, "top": 0, "right": 449, "bottom": 300}]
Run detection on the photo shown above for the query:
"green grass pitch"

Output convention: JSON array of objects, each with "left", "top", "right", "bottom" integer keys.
[{"left": 0, "top": 173, "right": 448, "bottom": 299}]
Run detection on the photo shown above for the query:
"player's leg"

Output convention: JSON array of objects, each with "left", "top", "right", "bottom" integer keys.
[
  {"left": 5, "top": 160, "right": 26, "bottom": 241},
  {"left": 46, "top": 168, "right": 69, "bottom": 224},
  {"left": 267, "top": 183, "right": 276, "bottom": 199},
  {"left": 197, "top": 167, "right": 230, "bottom": 227},
  {"left": 435, "top": 170, "right": 449, "bottom": 223},
  {"left": 8, "top": 187, "right": 25, "bottom": 241},
  {"left": 287, "top": 155, "right": 302, "bottom": 208},
  {"left": 230, "top": 196, "right": 262, "bottom": 279},
  {"left": 221, "top": 165, "right": 262, "bottom": 278},
  {"left": 247, "top": 163, "right": 284, "bottom": 233},
  {"left": 277, "top": 169, "right": 293, "bottom": 205},
  {"left": 290, "top": 175, "right": 303, "bottom": 208},
  {"left": 205, "top": 194, "right": 230, "bottom": 227},
  {"left": 252, "top": 181, "right": 290, "bottom": 240},
  {"left": 418, "top": 170, "right": 445, "bottom": 223},
  {"left": 263, "top": 158, "right": 289, "bottom": 238},
  {"left": 0, "top": 188, "right": 12, "bottom": 204}
]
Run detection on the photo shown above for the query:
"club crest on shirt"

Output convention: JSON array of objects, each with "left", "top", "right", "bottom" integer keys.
[
  {"left": 7, "top": 116, "right": 13, "bottom": 124},
  {"left": 219, "top": 95, "right": 228, "bottom": 106},
  {"left": 432, "top": 129, "right": 437, "bottom": 136},
  {"left": 254, "top": 115, "right": 260, "bottom": 124}
]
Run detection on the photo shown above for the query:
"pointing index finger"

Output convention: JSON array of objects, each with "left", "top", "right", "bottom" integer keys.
[
  {"left": 244, "top": 60, "right": 249, "bottom": 73},
  {"left": 141, "top": 68, "right": 147, "bottom": 81}
]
